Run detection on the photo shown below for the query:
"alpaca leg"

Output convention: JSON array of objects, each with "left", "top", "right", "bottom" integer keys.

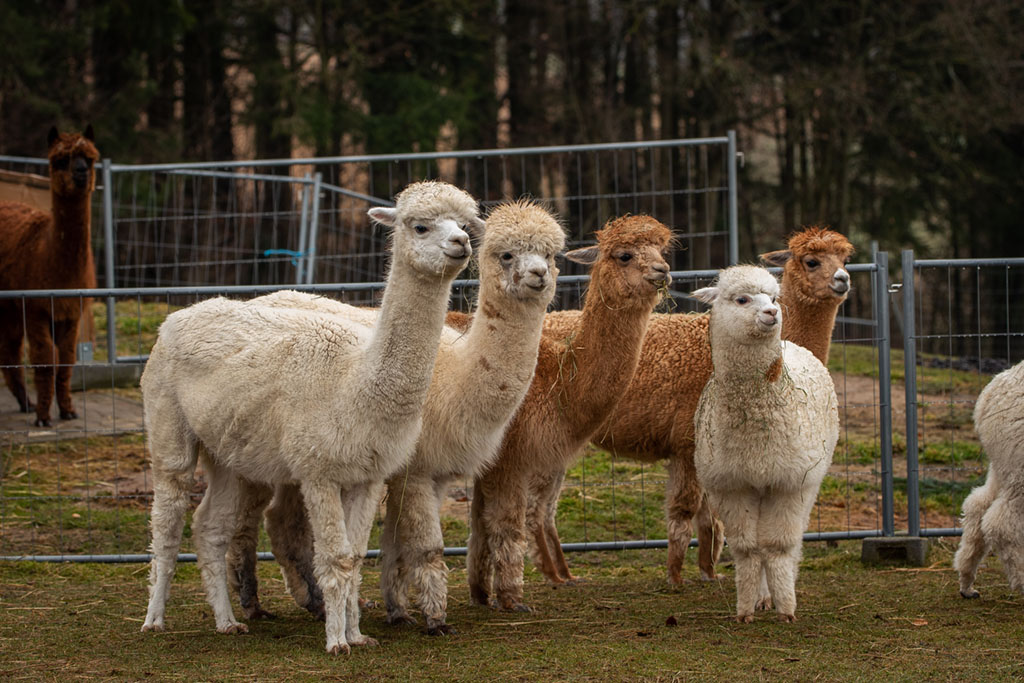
[
  {"left": 225, "top": 478, "right": 275, "bottom": 619},
  {"left": 712, "top": 489, "right": 760, "bottom": 621},
  {"left": 484, "top": 478, "right": 531, "bottom": 612},
  {"left": 953, "top": 479, "right": 997, "bottom": 599},
  {"left": 412, "top": 478, "right": 454, "bottom": 635},
  {"left": 665, "top": 453, "right": 706, "bottom": 583},
  {"left": 526, "top": 470, "right": 566, "bottom": 584},
  {"left": 540, "top": 470, "right": 578, "bottom": 583},
  {"left": 0, "top": 310, "right": 31, "bottom": 413},
  {"left": 25, "top": 315, "right": 56, "bottom": 427},
  {"left": 696, "top": 495, "right": 726, "bottom": 579},
  {"left": 758, "top": 491, "right": 809, "bottom": 621},
  {"left": 380, "top": 473, "right": 419, "bottom": 626},
  {"left": 467, "top": 478, "right": 493, "bottom": 606},
  {"left": 981, "top": 496, "right": 1024, "bottom": 595},
  {"left": 53, "top": 318, "right": 78, "bottom": 420},
  {"left": 192, "top": 456, "right": 247, "bottom": 634},
  {"left": 266, "top": 483, "right": 324, "bottom": 618},
  {"left": 142, "top": 429, "right": 198, "bottom": 633},
  {"left": 340, "top": 481, "right": 384, "bottom": 647},
  {"left": 301, "top": 480, "right": 353, "bottom": 655},
  {"left": 755, "top": 569, "right": 772, "bottom": 611}
]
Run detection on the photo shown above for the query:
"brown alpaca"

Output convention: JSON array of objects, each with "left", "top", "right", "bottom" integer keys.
[
  {"left": 0, "top": 126, "right": 99, "bottom": 427},
  {"left": 465, "top": 215, "right": 673, "bottom": 611},
  {"left": 538, "top": 226, "right": 854, "bottom": 585}
]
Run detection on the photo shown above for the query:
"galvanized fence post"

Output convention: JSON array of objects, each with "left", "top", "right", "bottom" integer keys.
[
  {"left": 727, "top": 130, "right": 739, "bottom": 266},
  {"left": 101, "top": 159, "right": 117, "bottom": 362},
  {"left": 296, "top": 173, "right": 312, "bottom": 285},
  {"left": 304, "top": 172, "right": 322, "bottom": 285},
  {"left": 901, "top": 249, "right": 921, "bottom": 537},
  {"left": 874, "top": 251, "right": 895, "bottom": 537}
]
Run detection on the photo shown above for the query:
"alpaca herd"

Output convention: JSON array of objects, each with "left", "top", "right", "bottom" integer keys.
[{"left": 65, "top": 172, "right": 998, "bottom": 650}]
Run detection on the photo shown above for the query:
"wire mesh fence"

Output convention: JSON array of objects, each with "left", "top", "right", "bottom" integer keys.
[{"left": 900, "top": 254, "right": 1024, "bottom": 539}]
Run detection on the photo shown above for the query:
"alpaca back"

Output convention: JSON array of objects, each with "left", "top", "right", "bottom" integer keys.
[{"left": 973, "top": 361, "right": 1024, "bottom": 492}]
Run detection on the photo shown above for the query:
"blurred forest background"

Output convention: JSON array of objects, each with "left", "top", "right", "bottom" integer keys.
[{"left": 0, "top": 0, "right": 1021, "bottom": 260}]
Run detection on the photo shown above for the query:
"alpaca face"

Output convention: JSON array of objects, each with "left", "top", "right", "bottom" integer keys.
[
  {"left": 47, "top": 125, "right": 99, "bottom": 199},
  {"left": 572, "top": 216, "right": 672, "bottom": 304},
  {"left": 760, "top": 228, "right": 855, "bottom": 304},
  {"left": 402, "top": 216, "right": 472, "bottom": 277},
  {"left": 694, "top": 266, "right": 781, "bottom": 343}
]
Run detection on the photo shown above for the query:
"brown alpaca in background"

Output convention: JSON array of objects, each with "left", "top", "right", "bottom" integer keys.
[
  {"left": 538, "top": 227, "right": 854, "bottom": 586},
  {"left": 464, "top": 215, "right": 673, "bottom": 611},
  {"left": 0, "top": 126, "right": 99, "bottom": 427}
]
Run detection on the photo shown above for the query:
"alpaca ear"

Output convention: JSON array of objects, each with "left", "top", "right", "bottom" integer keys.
[
  {"left": 47, "top": 126, "right": 59, "bottom": 148},
  {"left": 84, "top": 124, "right": 95, "bottom": 141},
  {"left": 563, "top": 246, "right": 600, "bottom": 265},
  {"left": 368, "top": 207, "right": 398, "bottom": 227},
  {"left": 691, "top": 286, "right": 719, "bottom": 305},
  {"left": 467, "top": 216, "right": 486, "bottom": 236},
  {"left": 759, "top": 249, "right": 792, "bottom": 267}
]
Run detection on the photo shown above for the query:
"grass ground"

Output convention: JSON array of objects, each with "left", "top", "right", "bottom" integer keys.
[{"left": 1, "top": 542, "right": 1022, "bottom": 681}]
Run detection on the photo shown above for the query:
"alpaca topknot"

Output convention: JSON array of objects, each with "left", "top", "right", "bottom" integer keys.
[{"left": 786, "top": 226, "right": 854, "bottom": 258}]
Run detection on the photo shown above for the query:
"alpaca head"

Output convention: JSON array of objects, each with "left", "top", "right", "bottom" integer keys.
[
  {"left": 477, "top": 199, "right": 566, "bottom": 303},
  {"left": 693, "top": 265, "right": 781, "bottom": 345},
  {"left": 368, "top": 181, "right": 483, "bottom": 280},
  {"left": 760, "top": 227, "right": 854, "bottom": 305},
  {"left": 565, "top": 215, "right": 672, "bottom": 306},
  {"left": 46, "top": 125, "right": 99, "bottom": 199}
]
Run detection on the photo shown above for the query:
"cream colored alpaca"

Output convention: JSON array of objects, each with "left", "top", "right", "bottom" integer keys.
[
  {"left": 692, "top": 265, "right": 838, "bottom": 623},
  {"left": 954, "top": 360, "right": 1024, "bottom": 599},
  {"left": 465, "top": 215, "right": 673, "bottom": 611},
  {"left": 140, "top": 181, "right": 481, "bottom": 655},
  {"left": 226, "top": 200, "right": 567, "bottom": 634},
  {"left": 537, "top": 227, "right": 853, "bottom": 584}
]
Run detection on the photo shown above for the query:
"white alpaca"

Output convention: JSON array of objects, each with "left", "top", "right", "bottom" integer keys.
[
  {"left": 140, "top": 181, "right": 482, "bottom": 655},
  {"left": 693, "top": 265, "right": 838, "bottom": 623},
  {"left": 227, "top": 200, "right": 568, "bottom": 634},
  {"left": 953, "top": 360, "right": 1024, "bottom": 599}
]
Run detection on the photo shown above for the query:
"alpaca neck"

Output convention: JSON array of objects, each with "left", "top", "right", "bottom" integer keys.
[
  {"left": 359, "top": 263, "right": 453, "bottom": 415},
  {"left": 50, "top": 189, "right": 94, "bottom": 276},
  {"left": 558, "top": 282, "right": 657, "bottom": 439},
  {"left": 779, "top": 281, "right": 840, "bottom": 365},
  {"left": 709, "top": 325, "right": 784, "bottom": 390},
  {"left": 450, "top": 281, "right": 549, "bottom": 419}
]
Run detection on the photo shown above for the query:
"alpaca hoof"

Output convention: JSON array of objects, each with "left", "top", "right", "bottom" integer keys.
[
  {"left": 327, "top": 643, "right": 351, "bottom": 656},
  {"left": 736, "top": 614, "right": 755, "bottom": 624},
  {"left": 960, "top": 589, "right": 981, "bottom": 599},
  {"left": 500, "top": 602, "right": 533, "bottom": 613},
  {"left": 33, "top": 417, "right": 51, "bottom": 428},
  {"left": 425, "top": 623, "right": 457, "bottom": 636},
  {"left": 700, "top": 572, "right": 726, "bottom": 582},
  {"left": 59, "top": 409, "right": 78, "bottom": 420},
  {"left": 218, "top": 623, "right": 249, "bottom": 635},
  {"left": 359, "top": 598, "right": 379, "bottom": 610},
  {"left": 755, "top": 597, "right": 773, "bottom": 611},
  {"left": 777, "top": 613, "right": 796, "bottom": 623},
  {"left": 386, "top": 612, "right": 417, "bottom": 627},
  {"left": 349, "top": 635, "right": 379, "bottom": 648},
  {"left": 141, "top": 623, "right": 164, "bottom": 633}
]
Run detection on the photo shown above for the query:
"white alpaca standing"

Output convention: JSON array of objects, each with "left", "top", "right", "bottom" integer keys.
[
  {"left": 693, "top": 265, "right": 838, "bottom": 623},
  {"left": 140, "top": 181, "right": 482, "bottom": 655},
  {"left": 227, "top": 200, "right": 568, "bottom": 634},
  {"left": 953, "top": 360, "right": 1024, "bottom": 599}
]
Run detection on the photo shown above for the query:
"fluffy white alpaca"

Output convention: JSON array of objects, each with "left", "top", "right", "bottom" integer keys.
[
  {"left": 692, "top": 265, "right": 838, "bottom": 623},
  {"left": 226, "top": 200, "right": 568, "bottom": 634},
  {"left": 140, "top": 181, "right": 482, "bottom": 655},
  {"left": 953, "top": 360, "right": 1024, "bottom": 599}
]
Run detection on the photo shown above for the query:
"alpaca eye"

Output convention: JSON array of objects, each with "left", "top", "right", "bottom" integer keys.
[
  {"left": 52, "top": 157, "right": 69, "bottom": 170},
  {"left": 414, "top": 225, "right": 429, "bottom": 235},
  {"left": 736, "top": 296, "right": 749, "bottom": 305},
  {"left": 806, "top": 258, "right": 820, "bottom": 269},
  {"left": 500, "top": 252, "right": 514, "bottom": 262},
  {"left": 618, "top": 253, "right": 633, "bottom": 263}
]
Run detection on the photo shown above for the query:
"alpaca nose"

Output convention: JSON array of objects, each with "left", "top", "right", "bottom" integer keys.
[
  {"left": 446, "top": 231, "right": 470, "bottom": 259},
  {"left": 646, "top": 262, "right": 671, "bottom": 285},
  {"left": 529, "top": 264, "right": 548, "bottom": 278},
  {"left": 764, "top": 306, "right": 779, "bottom": 320},
  {"left": 831, "top": 269, "right": 851, "bottom": 293}
]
